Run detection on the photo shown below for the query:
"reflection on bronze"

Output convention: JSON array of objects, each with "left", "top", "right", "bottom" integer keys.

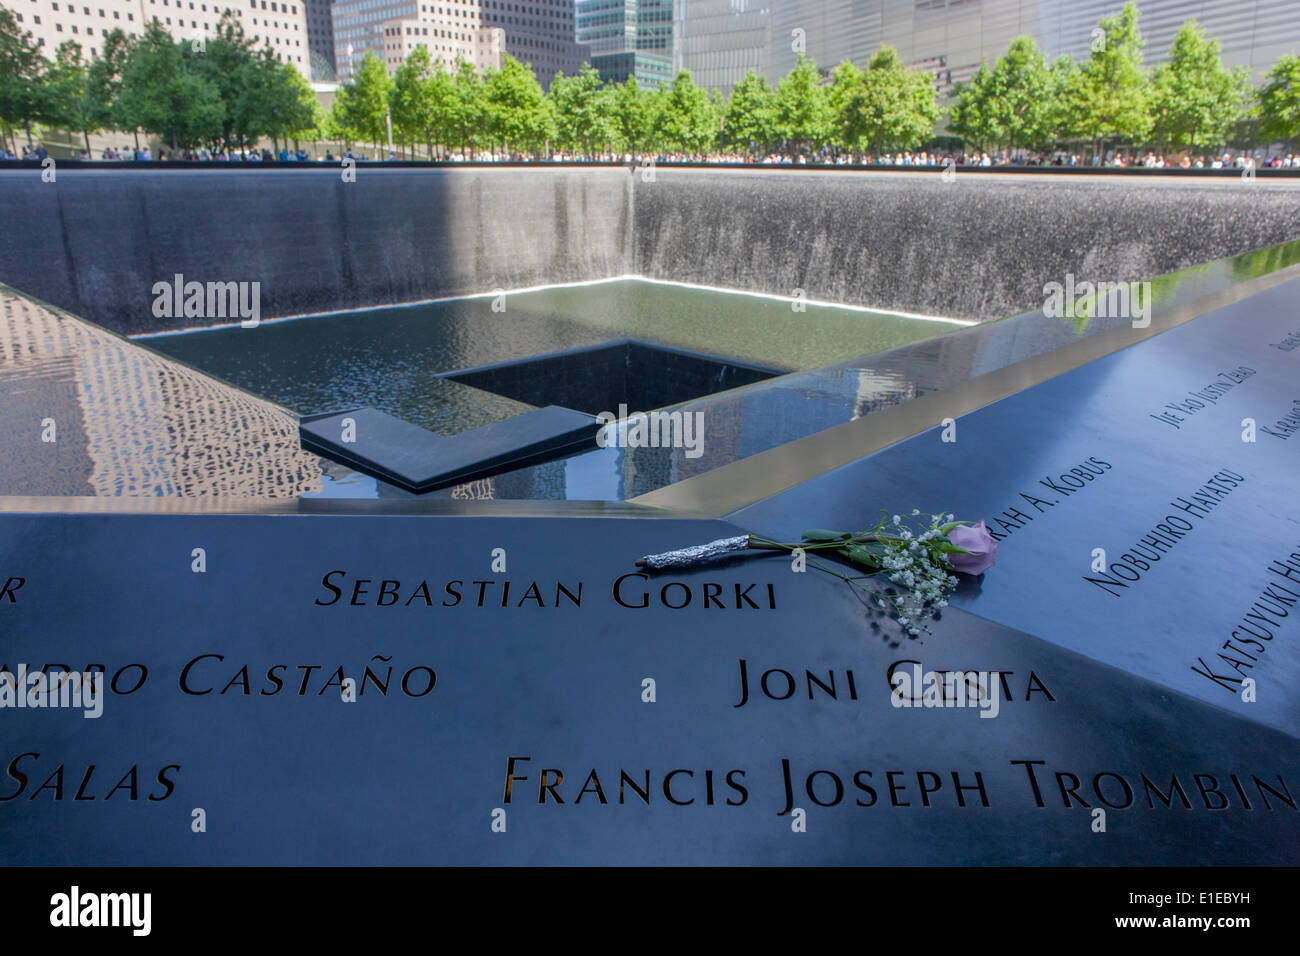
[
  {"left": 0, "top": 287, "right": 322, "bottom": 498},
  {"left": 633, "top": 261, "right": 1300, "bottom": 518}
]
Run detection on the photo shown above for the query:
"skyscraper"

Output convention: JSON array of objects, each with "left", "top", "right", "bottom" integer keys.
[
  {"left": 576, "top": 0, "right": 673, "bottom": 87},
  {"left": 332, "top": 0, "right": 585, "bottom": 88},
  {"left": 303, "top": 0, "right": 335, "bottom": 79},
  {"left": 8, "top": 0, "right": 312, "bottom": 78},
  {"left": 674, "top": 0, "right": 769, "bottom": 95},
  {"left": 678, "top": 0, "right": 1300, "bottom": 96}
]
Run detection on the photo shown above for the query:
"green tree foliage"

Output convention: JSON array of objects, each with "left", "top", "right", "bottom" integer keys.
[
  {"left": 0, "top": 4, "right": 1279, "bottom": 163},
  {"left": 423, "top": 64, "right": 457, "bottom": 158},
  {"left": 336, "top": 52, "right": 392, "bottom": 149},
  {"left": 1045, "top": 54, "right": 1083, "bottom": 143},
  {"left": 0, "top": 7, "right": 46, "bottom": 147},
  {"left": 611, "top": 75, "right": 655, "bottom": 154},
  {"left": 483, "top": 53, "right": 553, "bottom": 155},
  {"left": 655, "top": 69, "right": 715, "bottom": 155},
  {"left": 948, "top": 36, "right": 1053, "bottom": 153},
  {"left": 1151, "top": 20, "right": 1250, "bottom": 151},
  {"left": 390, "top": 46, "right": 435, "bottom": 157},
  {"left": 840, "top": 46, "right": 941, "bottom": 154},
  {"left": 1073, "top": 1, "right": 1152, "bottom": 150},
  {"left": 235, "top": 55, "right": 317, "bottom": 153},
  {"left": 85, "top": 29, "right": 129, "bottom": 140},
  {"left": 946, "top": 64, "right": 993, "bottom": 153},
  {"left": 1259, "top": 54, "right": 1300, "bottom": 150},
  {"left": 721, "top": 69, "right": 774, "bottom": 155},
  {"left": 548, "top": 63, "right": 615, "bottom": 155},
  {"left": 448, "top": 57, "right": 485, "bottom": 155},
  {"left": 42, "top": 41, "right": 100, "bottom": 152},
  {"left": 774, "top": 54, "right": 830, "bottom": 154},
  {"left": 114, "top": 22, "right": 223, "bottom": 151},
  {"left": 187, "top": 13, "right": 260, "bottom": 152}
]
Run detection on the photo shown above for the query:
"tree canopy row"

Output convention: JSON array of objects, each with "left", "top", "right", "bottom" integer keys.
[{"left": 2, "top": 2, "right": 1299, "bottom": 159}]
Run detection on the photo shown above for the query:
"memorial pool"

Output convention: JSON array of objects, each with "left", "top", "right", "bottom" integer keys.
[{"left": 141, "top": 278, "right": 963, "bottom": 436}]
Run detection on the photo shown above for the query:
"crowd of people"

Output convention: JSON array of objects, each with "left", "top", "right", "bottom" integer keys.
[{"left": 3, "top": 139, "right": 1298, "bottom": 169}]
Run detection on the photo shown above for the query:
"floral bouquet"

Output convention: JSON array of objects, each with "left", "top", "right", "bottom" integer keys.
[{"left": 636, "top": 511, "right": 997, "bottom": 636}]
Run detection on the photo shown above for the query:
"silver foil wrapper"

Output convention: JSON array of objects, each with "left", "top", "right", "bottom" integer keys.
[{"left": 637, "top": 535, "right": 752, "bottom": 570}]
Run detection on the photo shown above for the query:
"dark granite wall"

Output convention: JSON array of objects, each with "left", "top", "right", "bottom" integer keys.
[
  {"left": 4, "top": 166, "right": 1300, "bottom": 333},
  {"left": 0, "top": 166, "right": 633, "bottom": 335},
  {"left": 633, "top": 169, "right": 1300, "bottom": 320},
  {"left": 442, "top": 340, "right": 777, "bottom": 414}
]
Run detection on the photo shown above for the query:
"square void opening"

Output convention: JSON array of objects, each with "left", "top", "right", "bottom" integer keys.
[{"left": 439, "top": 340, "right": 780, "bottom": 415}]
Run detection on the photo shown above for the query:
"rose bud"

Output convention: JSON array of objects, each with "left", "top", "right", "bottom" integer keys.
[{"left": 945, "top": 519, "right": 997, "bottom": 575}]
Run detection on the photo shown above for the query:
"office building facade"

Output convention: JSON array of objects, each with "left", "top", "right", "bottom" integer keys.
[
  {"left": 332, "top": 0, "right": 585, "bottom": 88},
  {"left": 4, "top": 0, "right": 312, "bottom": 77},
  {"left": 678, "top": 0, "right": 1300, "bottom": 95},
  {"left": 577, "top": 0, "right": 673, "bottom": 86}
]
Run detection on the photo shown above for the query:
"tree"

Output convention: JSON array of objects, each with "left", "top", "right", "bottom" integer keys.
[
  {"left": 654, "top": 69, "right": 715, "bottom": 155},
  {"left": 0, "top": 7, "right": 47, "bottom": 149},
  {"left": 424, "top": 64, "right": 457, "bottom": 158},
  {"left": 948, "top": 38, "right": 1054, "bottom": 155},
  {"left": 1259, "top": 54, "right": 1300, "bottom": 151},
  {"left": 774, "top": 54, "right": 830, "bottom": 155},
  {"left": 853, "top": 46, "right": 941, "bottom": 154},
  {"left": 279, "top": 64, "right": 324, "bottom": 150},
  {"left": 85, "top": 29, "right": 130, "bottom": 144},
  {"left": 42, "top": 41, "right": 99, "bottom": 153},
  {"left": 188, "top": 12, "right": 260, "bottom": 153},
  {"left": 238, "top": 58, "right": 316, "bottom": 154},
  {"left": 611, "top": 75, "right": 655, "bottom": 154},
  {"left": 391, "top": 47, "right": 435, "bottom": 157},
  {"left": 483, "top": 53, "right": 552, "bottom": 155},
  {"left": 1046, "top": 54, "right": 1084, "bottom": 145},
  {"left": 721, "top": 69, "right": 775, "bottom": 156},
  {"left": 324, "top": 86, "right": 356, "bottom": 149},
  {"left": 336, "top": 52, "right": 392, "bottom": 150},
  {"left": 946, "top": 64, "right": 996, "bottom": 154},
  {"left": 1151, "top": 20, "right": 1249, "bottom": 153},
  {"left": 114, "top": 22, "right": 224, "bottom": 152},
  {"left": 548, "top": 64, "right": 614, "bottom": 155},
  {"left": 991, "top": 36, "right": 1053, "bottom": 151},
  {"left": 1073, "top": 1, "right": 1152, "bottom": 156},
  {"left": 448, "top": 57, "right": 484, "bottom": 157}
]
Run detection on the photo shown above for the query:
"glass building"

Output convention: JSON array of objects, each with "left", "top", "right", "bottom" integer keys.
[
  {"left": 578, "top": 0, "right": 676, "bottom": 86},
  {"left": 674, "top": 0, "right": 772, "bottom": 94},
  {"left": 679, "top": 0, "right": 1300, "bottom": 95}
]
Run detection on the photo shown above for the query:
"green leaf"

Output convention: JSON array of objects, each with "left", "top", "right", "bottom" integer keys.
[
  {"left": 802, "top": 529, "right": 850, "bottom": 541},
  {"left": 938, "top": 520, "right": 971, "bottom": 535},
  {"left": 843, "top": 543, "right": 883, "bottom": 570},
  {"left": 932, "top": 540, "right": 972, "bottom": 555}
]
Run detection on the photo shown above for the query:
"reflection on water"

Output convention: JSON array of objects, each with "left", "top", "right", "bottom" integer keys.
[
  {"left": 0, "top": 288, "right": 322, "bottom": 497},
  {"left": 142, "top": 279, "right": 959, "bottom": 434}
]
